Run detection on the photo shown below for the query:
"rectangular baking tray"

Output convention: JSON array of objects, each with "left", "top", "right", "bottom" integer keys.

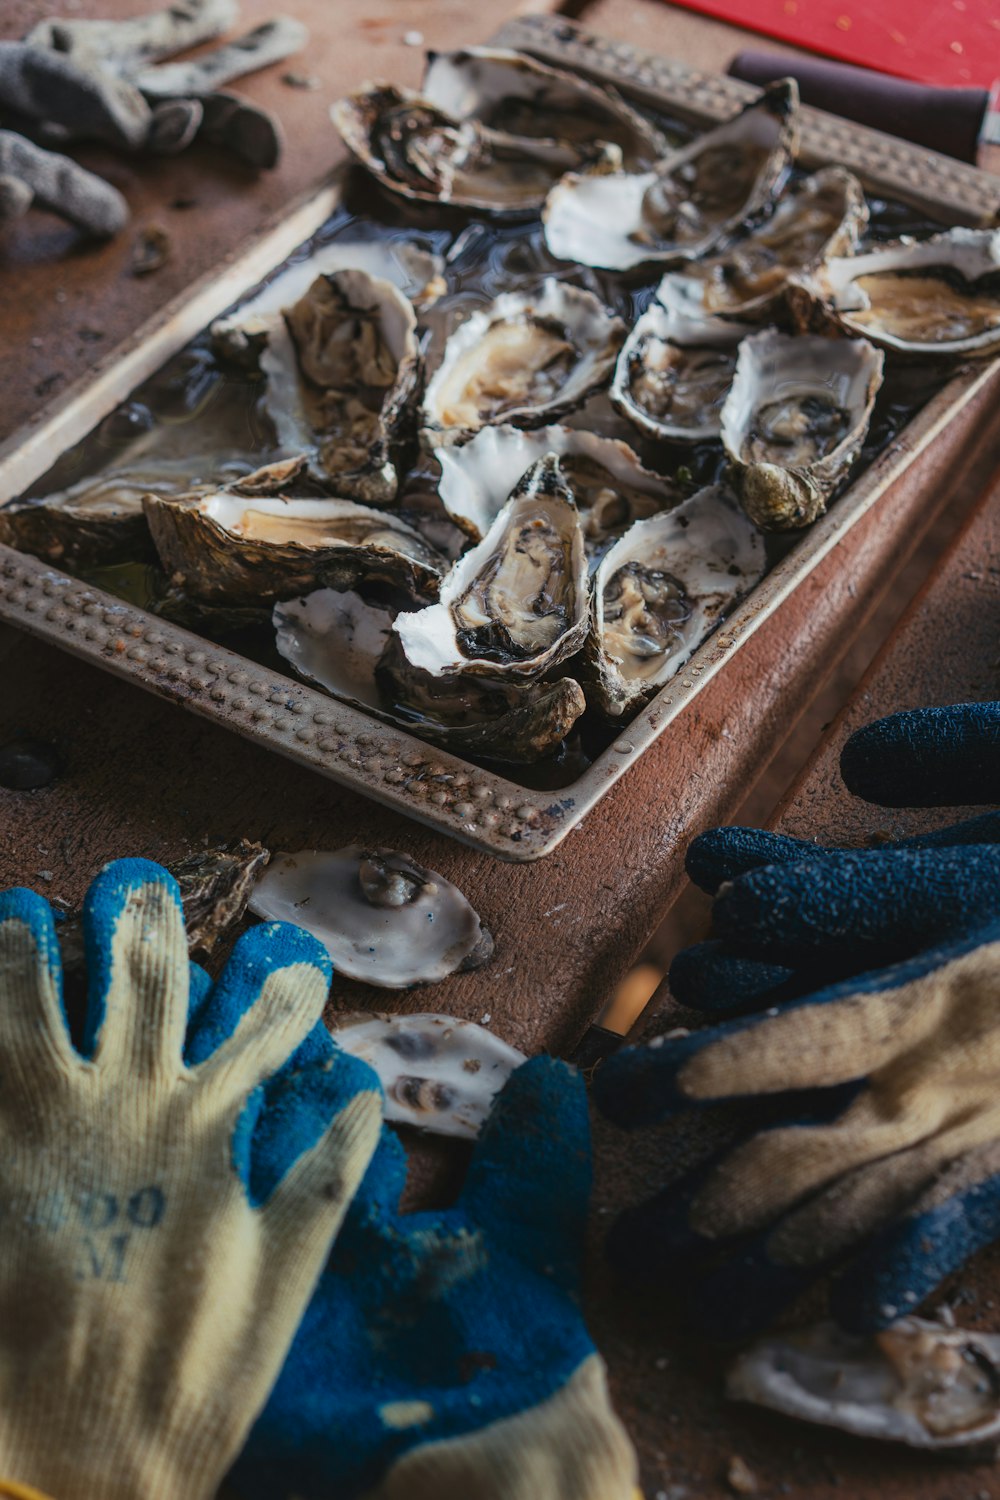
[{"left": 1, "top": 14, "right": 998, "bottom": 862}]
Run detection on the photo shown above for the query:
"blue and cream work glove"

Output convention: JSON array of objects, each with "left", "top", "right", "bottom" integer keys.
[
  {"left": 0, "top": 859, "right": 383, "bottom": 1500},
  {"left": 232, "top": 1056, "right": 638, "bottom": 1500}
]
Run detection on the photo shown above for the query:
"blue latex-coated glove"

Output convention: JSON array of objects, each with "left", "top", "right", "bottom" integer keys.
[
  {"left": 841, "top": 701, "right": 1000, "bottom": 807},
  {"left": 232, "top": 1056, "right": 637, "bottom": 1500},
  {"left": 596, "top": 921, "right": 1000, "bottom": 1339},
  {"left": 0, "top": 859, "right": 382, "bottom": 1500}
]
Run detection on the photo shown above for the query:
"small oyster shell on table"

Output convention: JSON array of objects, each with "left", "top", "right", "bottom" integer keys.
[
  {"left": 248, "top": 847, "right": 493, "bottom": 988},
  {"left": 422, "top": 279, "right": 625, "bottom": 446},
  {"left": 729, "top": 1318, "right": 1000, "bottom": 1450},
  {"left": 585, "top": 484, "right": 765, "bottom": 718},
  {"left": 542, "top": 79, "right": 799, "bottom": 272},
  {"left": 394, "top": 454, "right": 588, "bottom": 682},
  {"left": 610, "top": 301, "right": 746, "bottom": 443},
  {"left": 329, "top": 1011, "right": 525, "bottom": 1138},
  {"left": 658, "top": 166, "right": 868, "bottom": 325},
  {"left": 720, "top": 329, "right": 884, "bottom": 530},
  {"left": 789, "top": 227, "right": 1000, "bottom": 359}
]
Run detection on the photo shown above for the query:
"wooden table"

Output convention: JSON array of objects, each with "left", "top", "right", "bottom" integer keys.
[{"left": 3, "top": 2, "right": 1000, "bottom": 1494}]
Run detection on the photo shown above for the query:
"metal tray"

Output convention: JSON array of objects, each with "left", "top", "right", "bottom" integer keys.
[{"left": 1, "top": 14, "right": 998, "bottom": 863}]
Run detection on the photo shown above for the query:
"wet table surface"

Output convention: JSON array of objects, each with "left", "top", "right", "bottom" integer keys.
[{"left": 3, "top": 1, "right": 1000, "bottom": 1495}]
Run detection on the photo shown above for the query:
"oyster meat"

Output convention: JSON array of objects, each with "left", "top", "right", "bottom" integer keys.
[
  {"left": 434, "top": 423, "right": 681, "bottom": 551},
  {"left": 542, "top": 80, "right": 799, "bottom": 272},
  {"left": 257, "top": 268, "right": 422, "bottom": 502},
  {"left": 144, "top": 490, "right": 445, "bottom": 605},
  {"left": 658, "top": 166, "right": 867, "bottom": 324},
  {"left": 720, "top": 328, "right": 884, "bottom": 530},
  {"left": 422, "top": 279, "right": 625, "bottom": 444},
  {"left": 790, "top": 227, "right": 1000, "bottom": 358},
  {"left": 329, "top": 1012, "right": 525, "bottom": 1138},
  {"left": 395, "top": 454, "right": 588, "bottom": 681},
  {"left": 729, "top": 1317, "right": 1000, "bottom": 1450},
  {"left": 249, "top": 847, "right": 493, "bottom": 988},
  {"left": 610, "top": 301, "right": 745, "bottom": 443},
  {"left": 585, "top": 484, "right": 765, "bottom": 717}
]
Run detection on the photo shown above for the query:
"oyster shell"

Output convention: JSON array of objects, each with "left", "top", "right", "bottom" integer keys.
[
  {"left": 729, "top": 1318, "right": 1000, "bottom": 1450},
  {"left": 144, "top": 491, "right": 445, "bottom": 605},
  {"left": 328, "top": 1012, "right": 525, "bottom": 1139},
  {"left": 422, "top": 279, "right": 625, "bottom": 445},
  {"left": 585, "top": 484, "right": 765, "bottom": 717},
  {"left": 248, "top": 847, "right": 493, "bottom": 988},
  {"left": 790, "top": 227, "right": 1000, "bottom": 358},
  {"left": 210, "top": 240, "right": 446, "bottom": 366},
  {"left": 434, "top": 423, "right": 682, "bottom": 551},
  {"left": 421, "top": 46, "right": 666, "bottom": 172},
  {"left": 542, "top": 80, "right": 799, "bottom": 272},
  {"left": 394, "top": 454, "right": 588, "bottom": 681},
  {"left": 274, "top": 588, "right": 586, "bottom": 763},
  {"left": 256, "top": 268, "right": 421, "bottom": 502},
  {"left": 658, "top": 166, "right": 868, "bottom": 324},
  {"left": 720, "top": 329, "right": 884, "bottom": 530},
  {"left": 610, "top": 301, "right": 746, "bottom": 443}
]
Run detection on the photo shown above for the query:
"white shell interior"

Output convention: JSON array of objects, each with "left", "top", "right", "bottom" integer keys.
[
  {"left": 198, "top": 494, "right": 434, "bottom": 564},
  {"left": 273, "top": 588, "right": 391, "bottom": 710},
  {"left": 610, "top": 300, "right": 745, "bottom": 442},
  {"left": 329, "top": 1011, "right": 525, "bottom": 1138}
]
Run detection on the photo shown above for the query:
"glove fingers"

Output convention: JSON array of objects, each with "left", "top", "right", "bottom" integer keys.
[
  {"left": 685, "top": 827, "right": 820, "bottom": 894},
  {"left": 459, "top": 1057, "right": 590, "bottom": 1274},
  {"left": 0, "top": 887, "right": 75, "bottom": 1071},
  {"left": 191, "top": 921, "right": 332, "bottom": 1103},
  {"left": 897, "top": 809, "right": 1000, "bottom": 851},
  {"left": 81, "top": 859, "right": 189, "bottom": 1074},
  {"left": 668, "top": 940, "right": 797, "bottom": 1012},
  {"left": 840, "top": 702, "right": 1000, "bottom": 807}
]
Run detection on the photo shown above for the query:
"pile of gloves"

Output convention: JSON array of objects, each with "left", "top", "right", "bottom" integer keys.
[{"left": 0, "top": 0, "right": 307, "bottom": 239}]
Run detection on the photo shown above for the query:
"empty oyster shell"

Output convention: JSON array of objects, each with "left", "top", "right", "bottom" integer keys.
[
  {"left": 658, "top": 166, "right": 867, "bottom": 324},
  {"left": 434, "top": 423, "right": 681, "bottom": 551},
  {"left": 585, "top": 484, "right": 765, "bottom": 717},
  {"left": 790, "top": 227, "right": 1000, "bottom": 358},
  {"left": 394, "top": 454, "right": 588, "bottom": 682},
  {"left": 210, "top": 240, "right": 446, "bottom": 366},
  {"left": 610, "top": 301, "right": 746, "bottom": 443},
  {"left": 329, "top": 1011, "right": 525, "bottom": 1138},
  {"left": 421, "top": 46, "right": 666, "bottom": 173},
  {"left": 720, "top": 329, "right": 884, "bottom": 530},
  {"left": 729, "top": 1318, "right": 1000, "bottom": 1450},
  {"left": 542, "top": 80, "right": 799, "bottom": 272},
  {"left": 144, "top": 491, "right": 445, "bottom": 605},
  {"left": 274, "top": 588, "right": 586, "bottom": 763},
  {"left": 422, "top": 279, "right": 625, "bottom": 444},
  {"left": 255, "top": 268, "right": 421, "bottom": 503},
  {"left": 249, "top": 847, "right": 493, "bottom": 989}
]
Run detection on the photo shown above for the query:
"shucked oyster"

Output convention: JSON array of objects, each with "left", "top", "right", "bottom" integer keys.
[
  {"left": 543, "top": 80, "right": 799, "bottom": 272},
  {"left": 434, "top": 423, "right": 681, "bottom": 551},
  {"left": 720, "top": 329, "right": 884, "bottom": 530},
  {"left": 729, "top": 1318, "right": 1000, "bottom": 1450},
  {"left": 257, "top": 268, "right": 422, "bottom": 502},
  {"left": 422, "top": 279, "right": 625, "bottom": 444},
  {"left": 274, "top": 587, "right": 586, "bottom": 764},
  {"left": 790, "top": 227, "right": 1000, "bottom": 358},
  {"left": 394, "top": 454, "right": 588, "bottom": 682},
  {"left": 421, "top": 46, "right": 666, "bottom": 173},
  {"left": 585, "top": 484, "right": 765, "bottom": 717},
  {"left": 144, "top": 491, "right": 444, "bottom": 605},
  {"left": 610, "top": 301, "right": 746, "bottom": 443},
  {"left": 658, "top": 166, "right": 868, "bottom": 325}
]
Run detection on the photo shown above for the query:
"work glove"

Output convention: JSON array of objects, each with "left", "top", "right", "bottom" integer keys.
[
  {"left": 0, "top": 858, "right": 382, "bottom": 1500},
  {"left": 0, "top": 129, "right": 128, "bottom": 236},
  {"left": 596, "top": 919, "right": 1000, "bottom": 1338},
  {"left": 231, "top": 1056, "right": 638, "bottom": 1500}
]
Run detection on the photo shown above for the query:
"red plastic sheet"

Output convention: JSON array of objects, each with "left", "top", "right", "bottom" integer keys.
[{"left": 664, "top": 0, "right": 1000, "bottom": 88}]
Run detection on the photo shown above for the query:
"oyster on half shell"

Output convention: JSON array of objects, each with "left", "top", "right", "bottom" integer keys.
[
  {"left": 729, "top": 1318, "right": 1000, "bottom": 1450},
  {"left": 542, "top": 80, "right": 799, "bottom": 272},
  {"left": 720, "top": 329, "right": 884, "bottom": 530},
  {"left": 394, "top": 454, "right": 588, "bottom": 682},
  {"left": 585, "top": 484, "right": 765, "bottom": 717},
  {"left": 610, "top": 301, "right": 746, "bottom": 443},
  {"left": 422, "top": 279, "right": 625, "bottom": 445}
]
